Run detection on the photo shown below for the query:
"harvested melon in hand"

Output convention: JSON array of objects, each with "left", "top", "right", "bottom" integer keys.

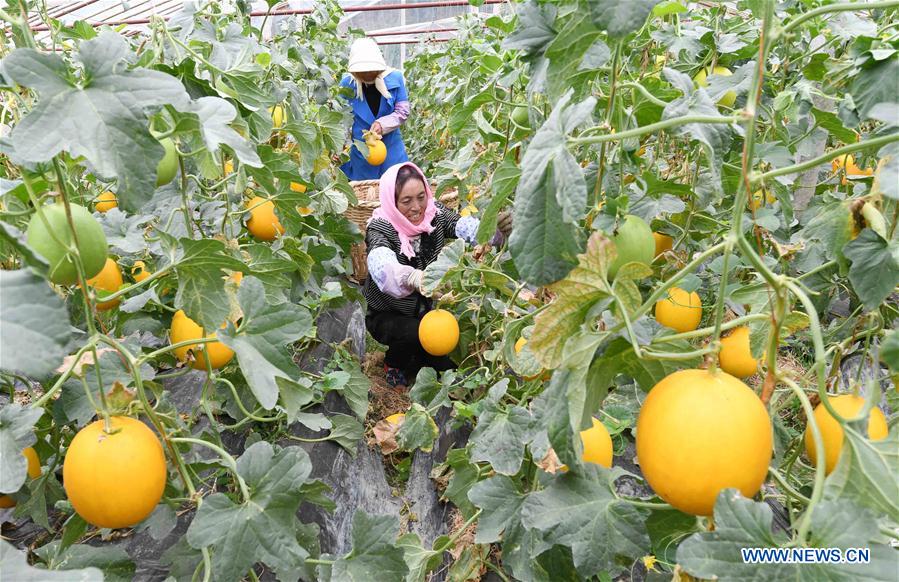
[{"left": 363, "top": 130, "right": 387, "bottom": 166}]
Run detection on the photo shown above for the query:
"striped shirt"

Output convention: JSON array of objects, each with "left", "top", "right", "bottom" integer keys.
[{"left": 364, "top": 202, "right": 467, "bottom": 317}]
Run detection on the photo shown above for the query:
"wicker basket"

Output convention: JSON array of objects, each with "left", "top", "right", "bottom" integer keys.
[{"left": 346, "top": 179, "right": 458, "bottom": 282}]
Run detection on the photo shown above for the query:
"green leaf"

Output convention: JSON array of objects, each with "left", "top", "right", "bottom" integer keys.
[
  {"left": 219, "top": 277, "right": 313, "bottom": 409},
  {"left": 628, "top": 338, "right": 702, "bottom": 391},
  {"left": 520, "top": 467, "right": 650, "bottom": 577},
  {"left": 843, "top": 229, "right": 899, "bottom": 311},
  {"left": 530, "top": 232, "right": 613, "bottom": 368},
  {"left": 446, "top": 545, "right": 491, "bottom": 581},
  {"left": 2, "top": 32, "right": 191, "bottom": 211},
  {"left": 646, "top": 508, "right": 699, "bottom": 566},
  {"left": 512, "top": 334, "right": 544, "bottom": 379},
  {"left": 0, "top": 404, "right": 43, "bottom": 494},
  {"left": 851, "top": 57, "right": 899, "bottom": 119},
  {"left": 477, "top": 160, "right": 520, "bottom": 244},
  {"left": 35, "top": 543, "right": 134, "bottom": 582},
  {"left": 704, "top": 61, "right": 755, "bottom": 103},
  {"left": 442, "top": 448, "right": 480, "bottom": 517},
  {"left": 588, "top": 0, "right": 661, "bottom": 38},
  {"left": 15, "top": 461, "right": 65, "bottom": 530},
  {"left": 185, "top": 441, "right": 313, "bottom": 582},
  {"left": 0, "top": 220, "right": 50, "bottom": 278},
  {"left": 421, "top": 239, "right": 465, "bottom": 295},
  {"left": 802, "top": 53, "right": 829, "bottom": 81},
  {"left": 531, "top": 368, "right": 586, "bottom": 466},
  {"left": 470, "top": 402, "right": 532, "bottom": 475},
  {"left": 396, "top": 532, "right": 442, "bottom": 582},
  {"left": 824, "top": 428, "right": 898, "bottom": 523},
  {"left": 0, "top": 269, "right": 72, "bottom": 379},
  {"left": 516, "top": 90, "right": 596, "bottom": 225},
  {"left": 448, "top": 90, "right": 494, "bottom": 133},
  {"left": 325, "top": 414, "right": 365, "bottom": 455},
  {"left": 552, "top": 150, "right": 589, "bottom": 221},
  {"left": 881, "top": 329, "right": 899, "bottom": 372},
  {"left": 874, "top": 141, "right": 898, "bottom": 200},
  {"left": 408, "top": 367, "right": 451, "bottom": 410},
  {"left": 59, "top": 514, "right": 90, "bottom": 554},
  {"left": 579, "top": 38, "right": 612, "bottom": 70},
  {"left": 543, "top": 11, "right": 603, "bottom": 100},
  {"left": 612, "top": 262, "right": 651, "bottom": 316},
  {"left": 812, "top": 108, "right": 857, "bottom": 144},
  {"left": 99, "top": 209, "right": 152, "bottom": 255},
  {"left": 467, "top": 476, "right": 526, "bottom": 543},
  {"left": 473, "top": 109, "right": 505, "bottom": 142},
  {"left": 502, "top": 0, "right": 557, "bottom": 55},
  {"left": 653, "top": 0, "right": 686, "bottom": 16},
  {"left": 801, "top": 200, "right": 852, "bottom": 264},
  {"left": 0, "top": 540, "right": 102, "bottom": 582},
  {"left": 662, "top": 71, "right": 733, "bottom": 171},
  {"left": 184, "top": 96, "right": 261, "bottom": 167},
  {"left": 510, "top": 169, "right": 583, "bottom": 286},
  {"left": 297, "top": 480, "right": 336, "bottom": 512},
  {"left": 678, "top": 491, "right": 899, "bottom": 580},
  {"left": 333, "top": 352, "right": 370, "bottom": 421},
  {"left": 396, "top": 404, "right": 439, "bottom": 453},
  {"left": 332, "top": 512, "right": 409, "bottom": 581},
  {"left": 501, "top": 521, "right": 575, "bottom": 581},
  {"left": 171, "top": 237, "right": 246, "bottom": 331},
  {"left": 137, "top": 504, "right": 177, "bottom": 541}
]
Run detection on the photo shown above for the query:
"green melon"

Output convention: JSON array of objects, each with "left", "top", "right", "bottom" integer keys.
[
  {"left": 26, "top": 203, "right": 108, "bottom": 285},
  {"left": 608, "top": 214, "right": 654, "bottom": 279},
  {"left": 156, "top": 138, "right": 179, "bottom": 187}
]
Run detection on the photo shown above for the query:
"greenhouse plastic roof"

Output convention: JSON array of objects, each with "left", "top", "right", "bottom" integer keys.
[{"left": 18, "top": 0, "right": 506, "bottom": 45}]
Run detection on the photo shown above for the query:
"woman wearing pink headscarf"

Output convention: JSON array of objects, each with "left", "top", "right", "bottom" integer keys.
[{"left": 364, "top": 162, "right": 513, "bottom": 390}]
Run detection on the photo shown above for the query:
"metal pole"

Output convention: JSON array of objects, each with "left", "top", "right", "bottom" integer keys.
[
  {"left": 28, "top": 0, "right": 507, "bottom": 31},
  {"left": 378, "top": 37, "right": 451, "bottom": 45},
  {"left": 400, "top": 0, "right": 406, "bottom": 66},
  {"left": 369, "top": 27, "right": 458, "bottom": 37}
]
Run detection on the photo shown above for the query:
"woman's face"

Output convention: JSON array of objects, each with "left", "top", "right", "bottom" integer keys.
[
  {"left": 396, "top": 178, "right": 427, "bottom": 225},
  {"left": 355, "top": 70, "right": 382, "bottom": 83}
]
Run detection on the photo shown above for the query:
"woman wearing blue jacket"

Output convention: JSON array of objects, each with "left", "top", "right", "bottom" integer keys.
[{"left": 339, "top": 38, "right": 411, "bottom": 180}]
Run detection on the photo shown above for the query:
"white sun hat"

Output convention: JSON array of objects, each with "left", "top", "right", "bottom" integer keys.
[{"left": 348, "top": 38, "right": 387, "bottom": 72}]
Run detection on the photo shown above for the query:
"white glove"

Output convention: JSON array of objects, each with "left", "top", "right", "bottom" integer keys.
[{"left": 406, "top": 269, "right": 425, "bottom": 295}]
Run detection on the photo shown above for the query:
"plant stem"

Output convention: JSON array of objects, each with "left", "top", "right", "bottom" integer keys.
[
  {"left": 618, "top": 82, "right": 668, "bottom": 107},
  {"left": 621, "top": 498, "right": 674, "bottom": 510},
  {"left": 100, "top": 265, "right": 173, "bottom": 302},
  {"left": 769, "top": 467, "right": 811, "bottom": 504},
  {"left": 708, "top": 239, "right": 734, "bottom": 372},
  {"left": 632, "top": 241, "right": 729, "bottom": 321},
  {"left": 139, "top": 337, "right": 219, "bottom": 363},
  {"left": 756, "top": 134, "right": 899, "bottom": 182},
  {"left": 570, "top": 115, "right": 738, "bottom": 146},
  {"left": 171, "top": 437, "right": 251, "bottom": 502},
  {"left": 779, "top": 376, "right": 824, "bottom": 543},
  {"left": 796, "top": 259, "right": 837, "bottom": 280},
  {"left": 783, "top": 0, "right": 899, "bottom": 34},
  {"left": 652, "top": 313, "right": 769, "bottom": 343},
  {"left": 97, "top": 335, "right": 197, "bottom": 497},
  {"left": 435, "top": 508, "right": 482, "bottom": 552},
  {"left": 217, "top": 377, "right": 283, "bottom": 423},
  {"left": 784, "top": 281, "right": 842, "bottom": 423},
  {"left": 31, "top": 341, "right": 95, "bottom": 408}
]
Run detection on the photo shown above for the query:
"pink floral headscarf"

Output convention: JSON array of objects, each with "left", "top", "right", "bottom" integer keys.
[{"left": 370, "top": 162, "right": 438, "bottom": 259}]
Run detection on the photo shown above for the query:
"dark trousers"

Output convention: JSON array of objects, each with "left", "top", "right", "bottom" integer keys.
[{"left": 366, "top": 309, "right": 456, "bottom": 384}]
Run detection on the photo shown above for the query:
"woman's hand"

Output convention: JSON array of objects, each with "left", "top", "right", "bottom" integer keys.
[
  {"left": 497, "top": 210, "right": 513, "bottom": 238},
  {"left": 370, "top": 122, "right": 383, "bottom": 138},
  {"left": 405, "top": 269, "right": 425, "bottom": 294}
]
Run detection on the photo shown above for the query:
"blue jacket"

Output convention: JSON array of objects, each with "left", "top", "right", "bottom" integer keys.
[{"left": 339, "top": 71, "right": 410, "bottom": 180}]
